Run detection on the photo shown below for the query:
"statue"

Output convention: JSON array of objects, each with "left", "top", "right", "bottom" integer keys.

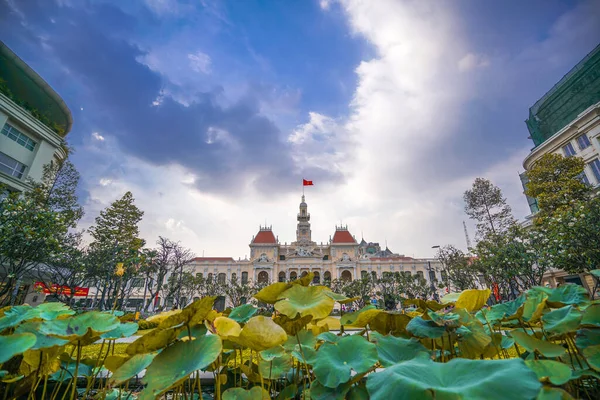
[{"left": 258, "top": 253, "right": 269, "bottom": 262}]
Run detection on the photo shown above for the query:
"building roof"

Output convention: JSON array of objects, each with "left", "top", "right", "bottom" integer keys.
[
  {"left": 0, "top": 41, "right": 72, "bottom": 136},
  {"left": 369, "top": 256, "right": 415, "bottom": 261},
  {"left": 332, "top": 229, "right": 356, "bottom": 244},
  {"left": 252, "top": 229, "right": 277, "bottom": 244},
  {"left": 192, "top": 257, "right": 235, "bottom": 263}
]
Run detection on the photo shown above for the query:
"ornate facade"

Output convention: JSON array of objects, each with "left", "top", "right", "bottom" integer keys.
[{"left": 189, "top": 195, "right": 443, "bottom": 290}]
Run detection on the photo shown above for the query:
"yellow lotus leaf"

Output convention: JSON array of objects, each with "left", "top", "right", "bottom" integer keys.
[
  {"left": 126, "top": 327, "right": 181, "bottom": 355},
  {"left": 275, "top": 285, "right": 334, "bottom": 320},
  {"left": 254, "top": 282, "right": 292, "bottom": 304},
  {"left": 455, "top": 289, "right": 491, "bottom": 312},
  {"left": 293, "top": 272, "right": 315, "bottom": 287},
  {"left": 104, "top": 355, "right": 129, "bottom": 373},
  {"left": 273, "top": 314, "right": 313, "bottom": 335},
  {"left": 21, "top": 347, "right": 62, "bottom": 375},
  {"left": 311, "top": 323, "right": 329, "bottom": 336},
  {"left": 214, "top": 317, "right": 241, "bottom": 338},
  {"left": 236, "top": 316, "right": 287, "bottom": 351},
  {"left": 353, "top": 309, "right": 384, "bottom": 327}
]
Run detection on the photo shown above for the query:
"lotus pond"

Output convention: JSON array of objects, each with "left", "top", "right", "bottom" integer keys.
[{"left": 0, "top": 273, "right": 598, "bottom": 399}]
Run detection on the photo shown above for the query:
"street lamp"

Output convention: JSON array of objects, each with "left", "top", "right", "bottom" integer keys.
[{"left": 428, "top": 245, "right": 440, "bottom": 301}]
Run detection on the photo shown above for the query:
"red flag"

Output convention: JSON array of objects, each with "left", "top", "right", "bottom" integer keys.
[{"left": 302, "top": 179, "right": 313, "bottom": 186}]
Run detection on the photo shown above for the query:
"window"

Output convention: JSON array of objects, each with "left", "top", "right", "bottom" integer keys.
[
  {"left": 241, "top": 272, "right": 248, "bottom": 284},
  {"left": 278, "top": 271, "right": 286, "bottom": 282},
  {"left": 576, "top": 134, "right": 591, "bottom": 150},
  {"left": 361, "top": 270, "right": 368, "bottom": 279},
  {"left": 0, "top": 152, "right": 27, "bottom": 179},
  {"left": 131, "top": 278, "right": 144, "bottom": 288},
  {"left": 589, "top": 159, "right": 600, "bottom": 183},
  {"left": 196, "top": 272, "right": 203, "bottom": 279},
  {"left": 218, "top": 273, "right": 226, "bottom": 284},
  {"left": 417, "top": 271, "right": 424, "bottom": 279},
  {"left": 562, "top": 143, "right": 576, "bottom": 157},
  {"left": 1, "top": 123, "right": 36, "bottom": 151},
  {"left": 429, "top": 270, "right": 436, "bottom": 282},
  {"left": 578, "top": 172, "right": 591, "bottom": 186},
  {"left": 231, "top": 273, "right": 237, "bottom": 282},
  {"left": 280, "top": 255, "right": 286, "bottom": 261}
]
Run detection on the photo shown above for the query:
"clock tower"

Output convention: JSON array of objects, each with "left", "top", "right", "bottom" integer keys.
[{"left": 296, "top": 195, "right": 312, "bottom": 243}]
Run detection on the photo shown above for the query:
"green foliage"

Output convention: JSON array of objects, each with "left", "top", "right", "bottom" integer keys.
[
  {"left": 464, "top": 177, "right": 515, "bottom": 238},
  {"left": 0, "top": 284, "right": 598, "bottom": 399}
]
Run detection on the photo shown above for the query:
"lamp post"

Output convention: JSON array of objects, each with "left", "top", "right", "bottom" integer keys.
[{"left": 429, "top": 245, "right": 440, "bottom": 301}]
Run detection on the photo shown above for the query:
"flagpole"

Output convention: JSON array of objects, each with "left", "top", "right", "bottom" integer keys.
[{"left": 302, "top": 178, "right": 304, "bottom": 196}]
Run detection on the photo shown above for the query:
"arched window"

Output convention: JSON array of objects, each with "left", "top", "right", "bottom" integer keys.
[
  {"left": 231, "top": 273, "right": 237, "bottom": 282},
  {"left": 242, "top": 272, "right": 248, "bottom": 284},
  {"left": 361, "top": 270, "right": 368, "bottom": 279},
  {"left": 218, "top": 273, "right": 226, "bottom": 284},
  {"left": 278, "top": 271, "right": 286, "bottom": 282},
  {"left": 300, "top": 271, "right": 308, "bottom": 278},
  {"left": 371, "top": 271, "right": 377, "bottom": 281},
  {"left": 258, "top": 271, "right": 269, "bottom": 284},
  {"left": 323, "top": 271, "right": 331, "bottom": 283},
  {"left": 313, "top": 271, "right": 320, "bottom": 284},
  {"left": 290, "top": 271, "right": 297, "bottom": 281},
  {"left": 208, "top": 273, "right": 213, "bottom": 281},
  {"left": 323, "top": 255, "right": 328, "bottom": 260},
  {"left": 341, "top": 270, "right": 352, "bottom": 282}
]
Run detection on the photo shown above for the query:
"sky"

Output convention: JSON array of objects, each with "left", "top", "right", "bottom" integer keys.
[{"left": 1, "top": 0, "right": 599, "bottom": 259}]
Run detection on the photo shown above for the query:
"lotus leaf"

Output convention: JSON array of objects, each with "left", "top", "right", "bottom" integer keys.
[
  {"left": 571, "top": 368, "right": 600, "bottom": 380},
  {"left": 317, "top": 332, "right": 340, "bottom": 343},
  {"left": 536, "top": 387, "right": 575, "bottom": 400},
  {"left": 140, "top": 334, "right": 222, "bottom": 399},
  {"left": 40, "top": 311, "right": 119, "bottom": 338},
  {"left": 309, "top": 380, "right": 350, "bottom": 400},
  {"left": 283, "top": 330, "right": 317, "bottom": 353},
  {"left": 582, "top": 344, "right": 600, "bottom": 371},
  {"left": 273, "top": 314, "right": 313, "bottom": 335},
  {"left": 440, "top": 292, "right": 461, "bottom": 304},
  {"left": 0, "top": 305, "right": 36, "bottom": 332},
  {"left": 101, "top": 322, "right": 139, "bottom": 339},
  {"left": 126, "top": 326, "right": 181, "bottom": 355},
  {"left": 291, "top": 344, "right": 318, "bottom": 364},
  {"left": 525, "top": 360, "right": 572, "bottom": 385},
  {"left": 366, "top": 357, "right": 540, "bottom": 400},
  {"left": 541, "top": 306, "right": 582, "bottom": 336},
  {"left": 1, "top": 374, "right": 24, "bottom": 383},
  {"left": 312, "top": 335, "right": 378, "bottom": 388},
  {"left": 369, "top": 332, "right": 428, "bottom": 367},
  {"left": 575, "top": 328, "right": 600, "bottom": 348},
  {"left": 254, "top": 282, "right": 292, "bottom": 304},
  {"left": 0, "top": 333, "right": 36, "bottom": 363},
  {"left": 214, "top": 317, "right": 242, "bottom": 338},
  {"left": 228, "top": 304, "right": 257, "bottom": 323},
  {"left": 15, "top": 321, "right": 68, "bottom": 350},
  {"left": 275, "top": 285, "right": 334, "bottom": 320},
  {"left": 178, "top": 324, "right": 208, "bottom": 339},
  {"left": 403, "top": 299, "right": 446, "bottom": 311},
  {"left": 258, "top": 353, "right": 292, "bottom": 379},
  {"left": 522, "top": 290, "right": 548, "bottom": 322},
  {"left": 275, "top": 384, "right": 297, "bottom": 400},
  {"left": 49, "top": 361, "right": 92, "bottom": 381},
  {"left": 222, "top": 387, "right": 270, "bottom": 400},
  {"left": 510, "top": 331, "right": 566, "bottom": 357},
  {"left": 370, "top": 312, "right": 411, "bottom": 336},
  {"left": 293, "top": 272, "right": 316, "bottom": 287},
  {"left": 543, "top": 284, "right": 589, "bottom": 308},
  {"left": 407, "top": 316, "right": 446, "bottom": 339},
  {"left": 478, "top": 295, "right": 525, "bottom": 323},
  {"left": 581, "top": 304, "right": 600, "bottom": 327},
  {"left": 323, "top": 291, "right": 359, "bottom": 304},
  {"left": 110, "top": 352, "right": 157, "bottom": 385},
  {"left": 260, "top": 346, "right": 286, "bottom": 361},
  {"left": 104, "top": 355, "right": 128, "bottom": 372},
  {"left": 340, "top": 305, "right": 377, "bottom": 325},
  {"left": 236, "top": 316, "right": 287, "bottom": 351},
  {"left": 455, "top": 289, "right": 491, "bottom": 312},
  {"left": 35, "top": 302, "right": 75, "bottom": 320},
  {"left": 158, "top": 296, "right": 216, "bottom": 328},
  {"left": 456, "top": 319, "right": 491, "bottom": 359},
  {"left": 21, "top": 347, "right": 62, "bottom": 376},
  {"left": 428, "top": 310, "right": 461, "bottom": 327}
]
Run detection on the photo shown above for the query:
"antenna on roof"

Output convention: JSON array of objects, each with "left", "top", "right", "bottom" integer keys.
[{"left": 202, "top": 250, "right": 205, "bottom": 257}]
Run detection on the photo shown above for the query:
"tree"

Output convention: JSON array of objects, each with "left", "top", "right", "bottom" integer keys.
[
  {"left": 88, "top": 191, "right": 144, "bottom": 310},
  {"left": 332, "top": 277, "right": 374, "bottom": 310},
  {"left": 435, "top": 245, "right": 478, "bottom": 291},
  {"left": 464, "top": 178, "right": 515, "bottom": 238},
  {"left": 376, "top": 273, "right": 402, "bottom": 310},
  {"left": 525, "top": 153, "right": 590, "bottom": 215},
  {"left": 223, "top": 276, "right": 256, "bottom": 307}
]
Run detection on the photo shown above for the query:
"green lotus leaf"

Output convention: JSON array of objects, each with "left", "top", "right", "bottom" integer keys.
[
  {"left": 178, "top": 324, "right": 208, "bottom": 340},
  {"left": 340, "top": 305, "right": 377, "bottom": 326},
  {"left": 260, "top": 345, "right": 286, "bottom": 361},
  {"left": 403, "top": 299, "right": 446, "bottom": 311},
  {"left": 522, "top": 290, "right": 548, "bottom": 323},
  {"left": 0, "top": 333, "right": 37, "bottom": 363},
  {"left": 292, "top": 272, "right": 316, "bottom": 287},
  {"left": 525, "top": 360, "right": 572, "bottom": 385},
  {"left": 104, "top": 355, "right": 128, "bottom": 373},
  {"left": 510, "top": 331, "right": 566, "bottom": 358},
  {"left": 581, "top": 304, "right": 600, "bottom": 327},
  {"left": 158, "top": 296, "right": 216, "bottom": 328},
  {"left": 428, "top": 310, "right": 461, "bottom": 327},
  {"left": 347, "top": 384, "right": 369, "bottom": 400},
  {"left": 275, "top": 383, "right": 297, "bottom": 400},
  {"left": 291, "top": 344, "right": 318, "bottom": 365},
  {"left": 478, "top": 295, "right": 525, "bottom": 324},
  {"left": 317, "top": 332, "right": 340, "bottom": 343},
  {"left": 456, "top": 319, "right": 492, "bottom": 359},
  {"left": 0, "top": 371, "right": 5, "bottom": 378},
  {"left": 591, "top": 269, "right": 600, "bottom": 278},
  {"left": 101, "top": 322, "right": 139, "bottom": 339},
  {"left": 370, "top": 312, "right": 411, "bottom": 336},
  {"left": 582, "top": 344, "right": 600, "bottom": 371},
  {"left": 541, "top": 306, "right": 582, "bottom": 336},
  {"left": 140, "top": 334, "right": 222, "bottom": 399},
  {"left": 102, "top": 389, "right": 137, "bottom": 400},
  {"left": 222, "top": 386, "right": 270, "bottom": 400},
  {"left": 109, "top": 352, "right": 157, "bottom": 385},
  {"left": 309, "top": 380, "right": 350, "bottom": 400},
  {"left": 275, "top": 285, "right": 334, "bottom": 320},
  {"left": 440, "top": 292, "right": 460, "bottom": 304},
  {"left": 228, "top": 304, "right": 258, "bottom": 324},
  {"left": 236, "top": 316, "right": 288, "bottom": 351},
  {"left": 323, "top": 291, "right": 359, "bottom": 304},
  {"left": 35, "top": 302, "right": 75, "bottom": 320},
  {"left": 455, "top": 289, "right": 491, "bottom": 312},
  {"left": 366, "top": 357, "right": 541, "bottom": 400},
  {"left": 370, "top": 331, "right": 428, "bottom": 367},
  {"left": 254, "top": 282, "right": 292, "bottom": 304},
  {"left": 571, "top": 368, "right": 600, "bottom": 380},
  {"left": 575, "top": 328, "right": 600, "bottom": 349},
  {"left": 258, "top": 353, "right": 292, "bottom": 379},
  {"left": 535, "top": 386, "right": 574, "bottom": 400},
  {"left": 407, "top": 316, "right": 446, "bottom": 339},
  {"left": 313, "top": 335, "right": 378, "bottom": 388},
  {"left": 49, "top": 359, "right": 92, "bottom": 381},
  {"left": 544, "top": 284, "right": 589, "bottom": 308},
  {"left": 15, "top": 321, "right": 69, "bottom": 350},
  {"left": 0, "top": 305, "right": 36, "bottom": 332},
  {"left": 126, "top": 326, "right": 181, "bottom": 355},
  {"left": 284, "top": 330, "right": 316, "bottom": 352},
  {"left": 40, "top": 311, "right": 119, "bottom": 338}
]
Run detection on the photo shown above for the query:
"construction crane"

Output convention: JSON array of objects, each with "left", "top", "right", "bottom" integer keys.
[{"left": 463, "top": 221, "right": 472, "bottom": 252}]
